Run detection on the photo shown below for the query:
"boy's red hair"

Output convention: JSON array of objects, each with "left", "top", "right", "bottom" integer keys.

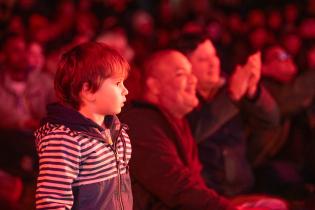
[{"left": 54, "top": 42, "right": 130, "bottom": 109}]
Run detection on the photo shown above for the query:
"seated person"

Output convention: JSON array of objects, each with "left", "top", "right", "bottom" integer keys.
[
  {"left": 174, "top": 32, "right": 280, "bottom": 196},
  {"left": 0, "top": 33, "right": 55, "bottom": 131},
  {"left": 0, "top": 33, "right": 55, "bottom": 209},
  {"left": 121, "top": 49, "right": 287, "bottom": 210},
  {"left": 250, "top": 44, "right": 315, "bottom": 200}
]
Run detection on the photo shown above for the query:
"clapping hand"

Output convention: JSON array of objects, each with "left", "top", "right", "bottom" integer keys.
[
  {"left": 228, "top": 52, "right": 261, "bottom": 101},
  {"left": 245, "top": 52, "right": 261, "bottom": 98}
]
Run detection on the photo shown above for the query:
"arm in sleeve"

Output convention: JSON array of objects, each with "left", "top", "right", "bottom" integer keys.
[
  {"left": 187, "top": 89, "right": 239, "bottom": 143},
  {"left": 126, "top": 113, "right": 235, "bottom": 210},
  {"left": 267, "top": 70, "right": 315, "bottom": 116},
  {"left": 240, "top": 84, "right": 280, "bottom": 130},
  {"left": 35, "top": 132, "right": 80, "bottom": 210}
]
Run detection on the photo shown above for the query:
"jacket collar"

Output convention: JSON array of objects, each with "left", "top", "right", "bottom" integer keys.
[{"left": 42, "top": 103, "right": 121, "bottom": 137}]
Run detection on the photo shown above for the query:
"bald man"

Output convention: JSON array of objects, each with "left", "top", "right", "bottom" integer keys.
[
  {"left": 121, "top": 50, "right": 290, "bottom": 210},
  {"left": 121, "top": 50, "right": 235, "bottom": 210}
]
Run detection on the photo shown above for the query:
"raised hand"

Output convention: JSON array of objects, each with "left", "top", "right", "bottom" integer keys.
[
  {"left": 228, "top": 65, "right": 249, "bottom": 101},
  {"left": 228, "top": 52, "right": 262, "bottom": 101},
  {"left": 244, "top": 51, "right": 261, "bottom": 98}
]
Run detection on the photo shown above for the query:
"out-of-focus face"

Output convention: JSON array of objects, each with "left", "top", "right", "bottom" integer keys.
[
  {"left": 106, "top": 0, "right": 128, "bottom": 12},
  {"left": 284, "top": 4, "right": 299, "bottom": 23},
  {"left": 188, "top": 39, "right": 220, "bottom": 91},
  {"left": 249, "top": 27, "right": 269, "bottom": 50},
  {"left": 132, "top": 11, "right": 153, "bottom": 36},
  {"left": 262, "top": 46, "right": 297, "bottom": 83},
  {"left": 191, "top": 0, "right": 209, "bottom": 14},
  {"left": 8, "top": 16, "right": 24, "bottom": 35},
  {"left": 155, "top": 51, "right": 199, "bottom": 116},
  {"left": 283, "top": 34, "right": 301, "bottom": 56},
  {"left": 228, "top": 13, "right": 244, "bottom": 34},
  {"left": 307, "top": 46, "right": 315, "bottom": 70},
  {"left": 159, "top": 0, "right": 172, "bottom": 22},
  {"left": 28, "top": 42, "right": 44, "bottom": 71},
  {"left": 76, "top": 13, "right": 95, "bottom": 36},
  {"left": 4, "top": 36, "right": 27, "bottom": 73},
  {"left": 268, "top": 10, "right": 282, "bottom": 30},
  {"left": 248, "top": 9, "right": 265, "bottom": 27},
  {"left": 18, "top": 0, "right": 35, "bottom": 9},
  {"left": 98, "top": 31, "right": 134, "bottom": 62}
]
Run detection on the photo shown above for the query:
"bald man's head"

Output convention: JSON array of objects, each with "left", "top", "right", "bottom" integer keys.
[
  {"left": 142, "top": 49, "right": 198, "bottom": 118},
  {"left": 143, "top": 50, "right": 189, "bottom": 80}
]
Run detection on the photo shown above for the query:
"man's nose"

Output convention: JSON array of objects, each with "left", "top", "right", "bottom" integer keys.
[{"left": 189, "top": 74, "right": 198, "bottom": 85}]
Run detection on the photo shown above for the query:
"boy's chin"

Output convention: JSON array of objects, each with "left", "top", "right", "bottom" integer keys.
[
  {"left": 113, "top": 107, "right": 122, "bottom": 115},
  {"left": 103, "top": 109, "right": 122, "bottom": 116},
  {"left": 105, "top": 105, "right": 125, "bottom": 115}
]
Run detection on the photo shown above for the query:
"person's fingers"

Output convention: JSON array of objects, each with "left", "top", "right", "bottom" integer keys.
[
  {"left": 247, "top": 77, "right": 258, "bottom": 98},
  {"left": 229, "top": 65, "right": 249, "bottom": 101},
  {"left": 245, "top": 52, "right": 261, "bottom": 80}
]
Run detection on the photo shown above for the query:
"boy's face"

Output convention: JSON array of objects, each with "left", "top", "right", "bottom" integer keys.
[{"left": 91, "top": 74, "right": 128, "bottom": 115}]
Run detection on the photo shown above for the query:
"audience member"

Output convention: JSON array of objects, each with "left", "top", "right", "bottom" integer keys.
[
  {"left": 174, "top": 32, "right": 279, "bottom": 196},
  {"left": 121, "top": 49, "right": 287, "bottom": 210}
]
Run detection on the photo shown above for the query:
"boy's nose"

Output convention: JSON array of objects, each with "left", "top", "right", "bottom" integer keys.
[{"left": 122, "top": 85, "right": 129, "bottom": 96}]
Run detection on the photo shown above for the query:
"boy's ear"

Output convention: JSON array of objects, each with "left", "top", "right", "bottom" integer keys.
[
  {"left": 146, "top": 77, "right": 160, "bottom": 95},
  {"left": 80, "top": 82, "right": 96, "bottom": 103}
]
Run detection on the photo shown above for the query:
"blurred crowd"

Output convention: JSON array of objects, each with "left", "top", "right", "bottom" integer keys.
[{"left": 1, "top": 0, "right": 315, "bottom": 209}]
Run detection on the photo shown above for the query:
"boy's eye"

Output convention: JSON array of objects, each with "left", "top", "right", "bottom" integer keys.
[{"left": 116, "top": 81, "right": 124, "bottom": 86}]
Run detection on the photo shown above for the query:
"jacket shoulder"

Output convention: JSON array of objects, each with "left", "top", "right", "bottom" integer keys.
[
  {"left": 35, "top": 123, "right": 81, "bottom": 150},
  {"left": 121, "top": 102, "right": 166, "bottom": 125}
]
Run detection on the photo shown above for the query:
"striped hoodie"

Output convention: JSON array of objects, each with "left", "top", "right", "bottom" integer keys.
[{"left": 34, "top": 103, "right": 132, "bottom": 210}]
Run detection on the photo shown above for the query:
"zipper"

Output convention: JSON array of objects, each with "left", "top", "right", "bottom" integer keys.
[
  {"left": 113, "top": 125, "right": 124, "bottom": 210},
  {"left": 120, "top": 124, "right": 128, "bottom": 165},
  {"left": 91, "top": 124, "right": 127, "bottom": 210}
]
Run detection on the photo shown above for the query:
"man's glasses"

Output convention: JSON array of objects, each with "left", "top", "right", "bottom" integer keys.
[{"left": 277, "top": 51, "right": 290, "bottom": 61}]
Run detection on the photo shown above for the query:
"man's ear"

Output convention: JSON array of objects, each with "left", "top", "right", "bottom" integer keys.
[
  {"left": 80, "top": 82, "right": 96, "bottom": 103},
  {"left": 146, "top": 77, "right": 160, "bottom": 95}
]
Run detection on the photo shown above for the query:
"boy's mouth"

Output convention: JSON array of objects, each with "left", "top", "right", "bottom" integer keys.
[{"left": 121, "top": 99, "right": 127, "bottom": 106}]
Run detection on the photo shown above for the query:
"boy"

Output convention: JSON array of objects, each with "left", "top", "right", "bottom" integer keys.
[{"left": 35, "top": 42, "right": 132, "bottom": 210}]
